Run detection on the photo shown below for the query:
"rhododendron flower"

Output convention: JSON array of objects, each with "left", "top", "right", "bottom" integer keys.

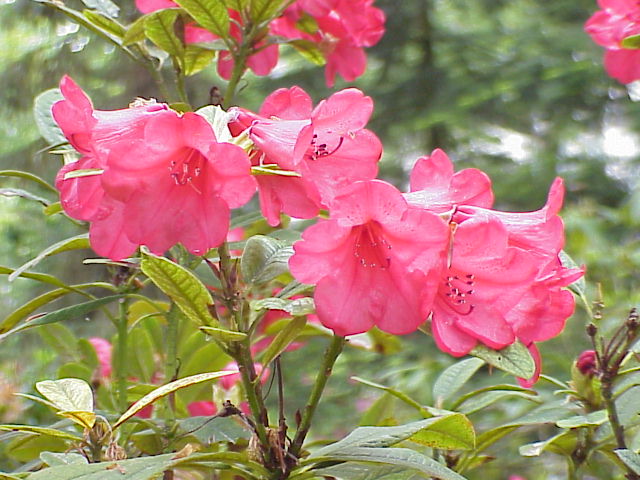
[
  {"left": 585, "top": 0, "right": 640, "bottom": 83},
  {"left": 231, "top": 86, "right": 381, "bottom": 225},
  {"left": 272, "top": 0, "right": 385, "bottom": 86},
  {"left": 187, "top": 401, "right": 218, "bottom": 416},
  {"left": 406, "top": 151, "right": 584, "bottom": 385},
  {"left": 53, "top": 77, "right": 256, "bottom": 260},
  {"left": 576, "top": 349, "right": 598, "bottom": 377},
  {"left": 289, "top": 180, "right": 448, "bottom": 336},
  {"left": 88, "top": 337, "right": 113, "bottom": 378}
]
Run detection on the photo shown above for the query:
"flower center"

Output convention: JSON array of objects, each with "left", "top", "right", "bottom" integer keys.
[
  {"left": 353, "top": 223, "right": 392, "bottom": 269},
  {"left": 169, "top": 148, "right": 204, "bottom": 188},
  {"left": 306, "top": 134, "right": 344, "bottom": 161},
  {"left": 441, "top": 273, "right": 475, "bottom": 315}
]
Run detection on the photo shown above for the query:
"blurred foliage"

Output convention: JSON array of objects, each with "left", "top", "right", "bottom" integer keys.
[{"left": 2, "top": 0, "right": 640, "bottom": 478}]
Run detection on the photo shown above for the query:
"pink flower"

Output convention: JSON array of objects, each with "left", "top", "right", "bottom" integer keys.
[
  {"left": 406, "top": 151, "right": 584, "bottom": 385},
  {"left": 88, "top": 337, "right": 113, "bottom": 378},
  {"left": 289, "top": 180, "right": 449, "bottom": 336},
  {"left": 53, "top": 77, "right": 256, "bottom": 260},
  {"left": 272, "top": 0, "right": 385, "bottom": 86},
  {"left": 231, "top": 86, "right": 381, "bottom": 226},
  {"left": 187, "top": 401, "right": 218, "bottom": 416},
  {"left": 585, "top": 0, "right": 640, "bottom": 83}
]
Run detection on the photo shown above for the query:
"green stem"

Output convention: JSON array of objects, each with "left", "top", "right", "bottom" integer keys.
[
  {"left": 165, "top": 305, "right": 180, "bottom": 418},
  {"left": 289, "top": 335, "right": 345, "bottom": 459},
  {"left": 175, "top": 69, "right": 189, "bottom": 105},
  {"left": 115, "top": 298, "right": 130, "bottom": 413},
  {"left": 222, "top": 46, "right": 249, "bottom": 109},
  {"left": 235, "top": 342, "right": 271, "bottom": 446}
]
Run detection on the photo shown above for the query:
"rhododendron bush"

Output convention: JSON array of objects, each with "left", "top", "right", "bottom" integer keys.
[{"left": 2, "top": 1, "right": 640, "bottom": 479}]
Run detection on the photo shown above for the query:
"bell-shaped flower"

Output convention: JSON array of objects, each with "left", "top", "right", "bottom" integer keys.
[
  {"left": 289, "top": 180, "right": 448, "bottom": 336},
  {"left": 231, "top": 86, "right": 381, "bottom": 226}
]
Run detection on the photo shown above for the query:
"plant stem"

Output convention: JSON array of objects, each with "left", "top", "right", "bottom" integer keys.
[
  {"left": 175, "top": 69, "right": 189, "bottom": 105},
  {"left": 115, "top": 298, "right": 130, "bottom": 413},
  {"left": 289, "top": 335, "right": 345, "bottom": 459},
  {"left": 222, "top": 46, "right": 249, "bottom": 109},
  {"left": 165, "top": 305, "right": 180, "bottom": 418}
]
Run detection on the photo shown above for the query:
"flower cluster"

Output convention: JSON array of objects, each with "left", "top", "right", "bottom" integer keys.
[
  {"left": 53, "top": 76, "right": 256, "bottom": 260},
  {"left": 288, "top": 149, "right": 584, "bottom": 384},
  {"left": 585, "top": 0, "right": 640, "bottom": 84},
  {"left": 53, "top": 78, "right": 581, "bottom": 385},
  {"left": 135, "top": 0, "right": 385, "bottom": 86}
]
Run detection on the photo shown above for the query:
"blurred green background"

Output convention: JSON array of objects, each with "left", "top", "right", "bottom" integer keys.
[{"left": 2, "top": 0, "right": 640, "bottom": 478}]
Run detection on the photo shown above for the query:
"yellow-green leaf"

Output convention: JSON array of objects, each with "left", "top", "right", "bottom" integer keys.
[{"left": 35, "top": 379, "right": 95, "bottom": 429}]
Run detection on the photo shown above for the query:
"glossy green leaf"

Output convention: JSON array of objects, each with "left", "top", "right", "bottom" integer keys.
[
  {"left": 80, "top": 0, "right": 119, "bottom": 18},
  {"left": 36, "top": 378, "right": 95, "bottom": 429},
  {"left": 241, "top": 235, "right": 293, "bottom": 285},
  {"left": 178, "top": 416, "right": 251, "bottom": 444},
  {"left": 312, "top": 463, "right": 423, "bottom": 480},
  {"left": 9, "top": 234, "right": 90, "bottom": 282},
  {"left": 123, "top": 14, "right": 148, "bottom": 45},
  {"left": 183, "top": 45, "right": 215, "bottom": 75},
  {"left": 616, "top": 449, "right": 640, "bottom": 474},
  {"left": 433, "top": 358, "right": 485, "bottom": 406},
  {"left": 470, "top": 341, "right": 535, "bottom": 379},
  {"left": 0, "top": 266, "right": 70, "bottom": 289},
  {"left": 622, "top": 34, "right": 640, "bottom": 49},
  {"left": 0, "top": 425, "right": 82, "bottom": 442},
  {"left": 126, "top": 328, "right": 156, "bottom": 383},
  {"left": 351, "top": 377, "right": 431, "bottom": 417},
  {"left": 310, "top": 447, "right": 466, "bottom": 480},
  {"left": 57, "top": 363, "right": 93, "bottom": 384},
  {"left": 144, "top": 9, "right": 184, "bottom": 58},
  {"left": 33, "top": 88, "right": 65, "bottom": 145},
  {"left": 457, "top": 390, "right": 539, "bottom": 415},
  {"left": 40, "top": 452, "right": 88, "bottom": 467},
  {"left": 175, "top": 0, "right": 229, "bottom": 37},
  {"left": 82, "top": 11, "right": 125, "bottom": 39},
  {"left": 140, "top": 247, "right": 215, "bottom": 326},
  {"left": 259, "top": 316, "right": 307, "bottom": 366},
  {"left": 556, "top": 409, "right": 608, "bottom": 429},
  {"left": 0, "top": 295, "right": 123, "bottom": 341},
  {"left": 199, "top": 326, "right": 247, "bottom": 342},
  {"left": 44, "top": 202, "right": 64, "bottom": 216},
  {"left": 250, "top": 0, "right": 283, "bottom": 23},
  {"left": 251, "top": 297, "right": 314, "bottom": 316},
  {"left": 0, "top": 170, "right": 58, "bottom": 194},
  {"left": 114, "top": 370, "right": 238, "bottom": 428},
  {"left": 39, "top": 324, "right": 80, "bottom": 361},
  {"left": 409, "top": 413, "right": 475, "bottom": 451},
  {"left": 519, "top": 430, "right": 577, "bottom": 457},
  {"left": 1, "top": 282, "right": 112, "bottom": 333},
  {"left": 289, "top": 39, "right": 326, "bottom": 65},
  {"left": 0, "top": 187, "right": 50, "bottom": 206}
]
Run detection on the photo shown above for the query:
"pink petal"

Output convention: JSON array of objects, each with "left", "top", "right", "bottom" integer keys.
[{"left": 259, "top": 86, "right": 313, "bottom": 120}]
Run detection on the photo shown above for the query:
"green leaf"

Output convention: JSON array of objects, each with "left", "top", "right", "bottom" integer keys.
[
  {"left": 174, "top": 0, "right": 229, "bottom": 37},
  {"left": 0, "top": 265, "right": 70, "bottom": 289},
  {"left": 140, "top": 247, "right": 215, "bottom": 326},
  {"left": 41, "top": 452, "right": 88, "bottom": 467},
  {"left": 312, "top": 463, "right": 423, "bottom": 480},
  {"left": 351, "top": 377, "right": 431, "bottom": 417},
  {"left": 556, "top": 410, "right": 608, "bottom": 429},
  {"left": 144, "top": 9, "right": 184, "bottom": 58},
  {"left": 313, "top": 416, "right": 467, "bottom": 457},
  {"left": 80, "top": 0, "right": 119, "bottom": 18},
  {"left": 251, "top": 297, "right": 315, "bottom": 317},
  {"left": 58, "top": 363, "right": 93, "bottom": 384},
  {"left": 125, "top": 328, "right": 156, "bottom": 383},
  {"left": 33, "top": 89, "right": 65, "bottom": 145},
  {"left": 289, "top": 39, "right": 326, "bottom": 65},
  {"left": 616, "top": 449, "right": 640, "bottom": 474},
  {"left": 310, "top": 447, "right": 466, "bottom": 480},
  {"left": 178, "top": 416, "right": 251, "bottom": 444},
  {"left": 432, "top": 358, "right": 485, "bottom": 407},
  {"left": 199, "top": 326, "right": 247, "bottom": 342},
  {"left": 470, "top": 341, "right": 535, "bottom": 379},
  {"left": 240, "top": 235, "right": 293, "bottom": 285},
  {"left": 63, "top": 168, "right": 104, "bottom": 180},
  {"left": 123, "top": 14, "right": 148, "bottom": 45},
  {"left": 622, "top": 34, "right": 640, "bottom": 49},
  {"left": 250, "top": 0, "right": 283, "bottom": 23},
  {"left": 0, "top": 188, "right": 51, "bottom": 207},
  {"left": 519, "top": 430, "right": 577, "bottom": 457},
  {"left": 114, "top": 370, "right": 238, "bottom": 428},
  {"left": 183, "top": 45, "right": 216, "bottom": 75},
  {"left": 44, "top": 202, "right": 64, "bottom": 216},
  {"left": 9, "top": 234, "right": 90, "bottom": 282},
  {"left": 82, "top": 11, "right": 124, "bottom": 40},
  {"left": 0, "top": 282, "right": 112, "bottom": 333},
  {"left": 559, "top": 250, "right": 586, "bottom": 302},
  {"left": 457, "top": 390, "right": 539, "bottom": 415},
  {"left": 230, "top": 210, "right": 266, "bottom": 230},
  {"left": 0, "top": 425, "right": 82, "bottom": 442},
  {"left": 408, "top": 414, "right": 475, "bottom": 451},
  {"left": 35, "top": 378, "right": 95, "bottom": 429},
  {"left": 0, "top": 170, "right": 58, "bottom": 195},
  {"left": 225, "top": 0, "right": 249, "bottom": 11},
  {"left": 259, "top": 316, "right": 307, "bottom": 366},
  {"left": 0, "top": 295, "right": 124, "bottom": 341}
]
